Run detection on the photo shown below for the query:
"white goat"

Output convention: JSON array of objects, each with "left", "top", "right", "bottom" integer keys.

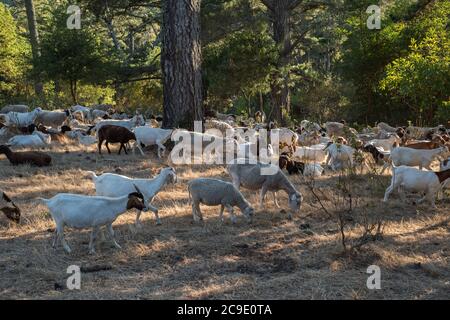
[
  {"left": 87, "top": 167, "right": 177, "bottom": 227},
  {"left": 292, "top": 144, "right": 328, "bottom": 163},
  {"left": 133, "top": 127, "right": 173, "bottom": 157},
  {"left": 382, "top": 146, "right": 449, "bottom": 173},
  {"left": 35, "top": 110, "right": 69, "bottom": 129},
  {"left": 38, "top": 189, "right": 147, "bottom": 254},
  {"left": 188, "top": 178, "right": 254, "bottom": 224},
  {"left": 7, "top": 130, "right": 51, "bottom": 148},
  {"left": 383, "top": 166, "right": 450, "bottom": 208},
  {"left": 271, "top": 128, "right": 298, "bottom": 153},
  {"left": 367, "top": 134, "right": 401, "bottom": 152},
  {"left": 94, "top": 114, "right": 145, "bottom": 132},
  {"left": 324, "top": 143, "right": 356, "bottom": 171},
  {"left": 5, "top": 108, "right": 42, "bottom": 127}
]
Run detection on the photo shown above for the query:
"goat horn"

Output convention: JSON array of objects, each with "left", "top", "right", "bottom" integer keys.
[{"left": 133, "top": 184, "right": 143, "bottom": 195}]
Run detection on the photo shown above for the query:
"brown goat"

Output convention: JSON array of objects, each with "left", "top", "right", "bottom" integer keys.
[
  {"left": 97, "top": 125, "right": 136, "bottom": 155},
  {"left": 405, "top": 136, "right": 445, "bottom": 150},
  {"left": 0, "top": 145, "right": 52, "bottom": 166}
]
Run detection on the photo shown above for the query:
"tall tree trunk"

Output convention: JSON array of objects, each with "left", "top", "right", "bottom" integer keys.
[
  {"left": 24, "top": 0, "right": 43, "bottom": 96},
  {"left": 162, "top": 0, "right": 203, "bottom": 130},
  {"left": 264, "top": 0, "right": 293, "bottom": 125}
]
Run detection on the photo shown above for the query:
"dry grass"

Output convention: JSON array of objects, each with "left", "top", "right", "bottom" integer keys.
[{"left": 0, "top": 142, "right": 449, "bottom": 300}]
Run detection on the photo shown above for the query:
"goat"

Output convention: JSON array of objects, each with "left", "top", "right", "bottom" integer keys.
[
  {"left": 4, "top": 107, "right": 42, "bottom": 127},
  {"left": 382, "top": 146, "right": 449, "bottom": 173},
  {"left": 367, "top": 134, "right": 401, "bottom": 151},
  {"left": 279, "top": 153, "right": 304, "bottom": 175},
  {"left": 204, "top": 119, "right": 234, "bottom": 135},
  {"left": 35, "top": 110, "right": 69, "bottom": 128},
  {"left": 133, "top": 127, "right": 173, "bottom": 158},
  {"left": 383, "top": 166, "right": 450, "bottom": 208},
  {"left": 0, "top": 105, "right": 29, "bottom": 114},
  {"left": 292, "top": 144, "right": 328, "bottom": 163},
  {"left": 0, "top": 145, "right": 51, "bottom": 166},
  {"left": 405, "top": 136, "right": 445, "bottom": 150},
  {"left": 37, "top": 125, "right": 71, "bottom": 144},
  {"left": 363, "top": 144, "right": 386, "bottom": 164},
  {"left": 325, "top": 121, "right": 345, "bottom": 137},
  {"left": 227, "top": 161, "right": 303, "bottom": 219},
  {"left": 188, "top": 178, "right": 254, "bottom": 224},
  {"left": 279, "top": 153, "right": 323, "bottom": 177},
  {"left": 324, "top": 142, "right": 356, "bottom": 171},
  {"left": 7, "top": 130, "right": 51, "bottom": 148},
  {"left": 0, "top": 190, "right": 21, "bottom": 223},
  {"left": 94, "top": 114, "right": 145, "bottom": 132},
  {"left": 38, "top": 187, "right": 147, "bottom": 254},
  {"left": 87, "top": 167, "right": 177, "bottom": 227},
  {"left": 270, "top": 128, "right": 298, "bottom": 153},
  {"left": 376, "top": 122, "right": 396, "bottom": 133},
  {"left": 97, "top": 125, "right": 136, "bottom": 155}
]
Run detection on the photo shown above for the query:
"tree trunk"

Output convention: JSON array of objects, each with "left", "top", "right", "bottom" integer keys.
[
  {"left": 162, "top": 0, "right": 203, "bottom": 130},
  {"left": 70, "top": 79, "right": 78, "bottom": 104},
  {"left": 24, "top": 0, "right": 43, "bottom": 96},
  {"left": 265, "top": 0, "right": 292, "bottom": 125}
]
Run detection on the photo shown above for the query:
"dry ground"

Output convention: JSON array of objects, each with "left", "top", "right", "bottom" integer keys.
[{"left": 0, "top": 142, "right": 449, "bottom": 300}]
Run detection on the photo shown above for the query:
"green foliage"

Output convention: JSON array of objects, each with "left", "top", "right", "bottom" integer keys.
[
  {"left": 35, "top": 2, "right": 110, "bottom": 103},
  {"left": 339, "top": 0, "right": 450, "bottom": 125},
  {"left": 203, "top": 26, "right": 276, "bottom": 110},
  {"left": 380, "top": 1, "right": 450, "bottom": 125},
  {"left": 0, "top": 3, "right": 30, "bottom": 102}
]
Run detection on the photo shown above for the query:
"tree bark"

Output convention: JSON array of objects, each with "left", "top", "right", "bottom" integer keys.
[
  {"left": 162, "top": 0, "right": 203, "bottom": 130},
  {"left": 264, "top": 0, "right": 295, "bottom": 125},
  {"left": 24, "top": 0, "right": 43, "bottom": 96}
]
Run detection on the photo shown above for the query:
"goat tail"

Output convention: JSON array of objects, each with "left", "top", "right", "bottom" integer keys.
[{"left": 85, "top": 170, "right": 98, "bottom": 181}]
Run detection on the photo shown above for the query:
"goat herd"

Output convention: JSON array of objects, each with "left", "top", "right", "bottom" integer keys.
[{"left": 0, "top": 104, "right": 449, "bottom": 255}]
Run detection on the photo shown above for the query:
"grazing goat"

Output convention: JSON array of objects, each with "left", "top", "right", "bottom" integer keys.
[
  {"left": 227, "top": 161, "right": 303, "bottom": 219},
  {"left": 0, "top": 145, "right": 51, "bottom": 166},
  {"left": 133, "top": 127, "right": 173, "bottom": 158},
  {"left": 383, "top": 166, "right": 450, "bottom": 208},
  {"left": 0, "top": 190, "right": 21, "bottom": 223},
  {"left": 382, "top": 146, "right": 449, "bottom": 173},
  {"left": 97, "top": 125, "right": 136, "bottom": 155},
  {"left": 324, "top": 143, "right": 356, "bottom": 171},
  {"left": 87, "top": 167, "right": 177, "bottom": 226},
  {"left": 39, "top": 188, "right": 147, "bottom": 254},
  {"left": 188, "top": 178, "right": 254, "bottom": 224}
]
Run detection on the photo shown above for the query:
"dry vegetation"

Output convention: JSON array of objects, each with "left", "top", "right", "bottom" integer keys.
[{"left": 0, "top": 142, "right": 449, "bottom": 300}]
